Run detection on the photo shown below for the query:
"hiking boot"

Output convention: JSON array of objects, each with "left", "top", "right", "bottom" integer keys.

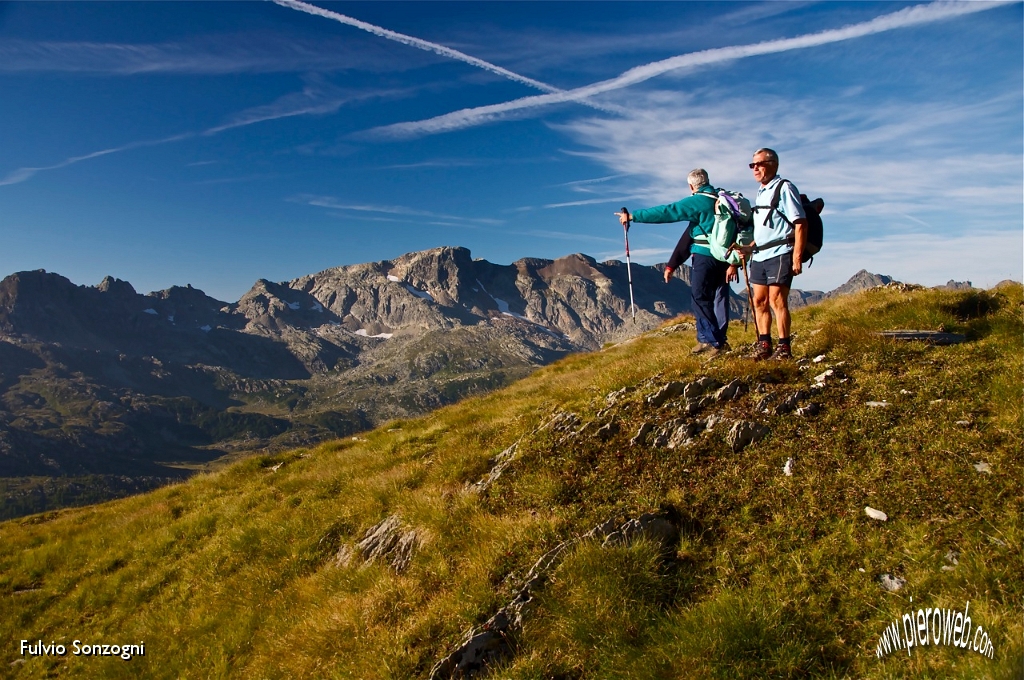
[
  {"left": 749, "top": 340, "right": 772, "bottom": 361},
  {"left": 769, "top": 344, "right": 793, "bottom": 361},
  {"left": 691, "top": 342, "right": 714, "bottom": 354},
  {"left": 705, "top": 342, "right": 732, "bottom": 359}
]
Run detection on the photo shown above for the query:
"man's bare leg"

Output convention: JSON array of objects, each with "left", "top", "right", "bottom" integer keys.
[
  {"left": 751, "top": 283, "right": 772, "bottom": 336},
  {"left": 768, "top": 285, "right": 791, "bottom": 339}
]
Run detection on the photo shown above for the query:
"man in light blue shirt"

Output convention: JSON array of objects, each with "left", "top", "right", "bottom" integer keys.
[{"left": 743, "top": 148, "right": 807, "bottom": 361}]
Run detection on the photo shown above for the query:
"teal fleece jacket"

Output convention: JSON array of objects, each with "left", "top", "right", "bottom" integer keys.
[{"left": 630, "top": 186, "right": 718, "bottom": 258}]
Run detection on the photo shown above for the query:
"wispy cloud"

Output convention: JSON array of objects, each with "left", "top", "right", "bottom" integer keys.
[
  {"left": 271, "top": 0, "right": 623, "bottom": 115},
  {"left": 554, "top": 89, "right": 1022, "bottom": 224},
  {"left": 289, "top": 194, "right": 505, "bottom": 226},
  {"left": 0, "top": 79, "right": 399, "bottom": 187},
  {"left": 0, "top": 34, "right": 422, "bottom": 74},
  {"left": 542, "top": 195, "right": 647, "bottom": 209},
  {"left": 363, "top": 1, "right": 1005, "bottom": 140},
  {"left": 0, "top": 132, "right": 194, "bottom": 186},
  {"left": 808, "top": 230, "right": 1023, "bottom": 290},
  {"left": 204, "top": 77, "right": 393, "bottom": 135},
  {"left": 553, "top": 174, "right": 629, "bottom": 190}
]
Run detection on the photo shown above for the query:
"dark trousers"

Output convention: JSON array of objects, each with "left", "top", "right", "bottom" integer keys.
[{"left": 690, "top": 253, "right": 729, "bottom": 346}]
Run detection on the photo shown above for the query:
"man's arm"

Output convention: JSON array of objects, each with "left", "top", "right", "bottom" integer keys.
[
  {"left": 778, "top": 182, "right": 808, "bottom": 276},
  {"left": 792, "top": 219, "right": 808, "bottom": 275},
  {"left": 630, "top": 195, "right": 702, "bottom": 224}
]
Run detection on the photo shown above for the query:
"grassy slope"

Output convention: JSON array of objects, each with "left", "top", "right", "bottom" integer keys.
[{"left": 1, "top": 285, "right": 1021, "bottom": 679}]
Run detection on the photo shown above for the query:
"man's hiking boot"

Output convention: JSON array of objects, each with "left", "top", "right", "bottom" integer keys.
[
  {"left": 749, "top": 340, "right": 772, "bottom": 361},
  {"left": 769, "top": 344, "right": 793, "bottom": 361},
  {"left": 691, "top": 342, "right": 714, "bottom": 355}
]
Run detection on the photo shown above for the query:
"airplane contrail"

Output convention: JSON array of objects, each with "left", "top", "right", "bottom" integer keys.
[
  {"left": 363, "top": 0, "right": 1007, "bottom": 140},
  {"left": 270, "top": 0, "right": 621, "bottom": 114},
  {"left": 0, "top": 133, "right": 194, "bottom": 186}
]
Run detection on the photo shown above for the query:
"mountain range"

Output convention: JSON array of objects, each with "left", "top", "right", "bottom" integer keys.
[{"left": 0, "top": 246, "right": 901, "bottom": 517}]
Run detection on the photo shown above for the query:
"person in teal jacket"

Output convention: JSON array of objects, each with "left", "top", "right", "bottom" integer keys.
[{"left": 616, "top": 168, "right": 738, "bottom": 356}]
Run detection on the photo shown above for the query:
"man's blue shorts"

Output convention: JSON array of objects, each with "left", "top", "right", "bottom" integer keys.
[{"left": 750, "top": 251, "right": 793, "bottom": 288}]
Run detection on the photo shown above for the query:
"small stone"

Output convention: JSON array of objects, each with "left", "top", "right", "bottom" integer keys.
[
  {"left": 954, "top": 420, "right": 972, "bottom": 428},
  {"left": 713, "top": 379, "right": 747, "bottom": 402},
  {"left": 727, "top": 420, "right": 769, "bottom": 453},
  {"left": 858, "top": 567, "right": 866, "bottom": 573},
  {"left": 667, "top": 422, "right": 700, "bottom": 449},
  {"left": 773, "top": 392, "right": 803, "bottom": 415},
  {"left": 812, "top": 354, "right": 827, "bottom": 363},
  {"left": 865, "top": 401, "right": 889, "bottom": 408},
  {"left": 755, "top": 394, "right": 775, "bottom": 414},
  {"left": 796, "top": 403, "right": 820, "bottom": 417},
  {"left": 973, "top": 462, "right": 992, "bottom": 474},
  {"left": 596, "top": 421, "right": 620, "bottom": 441},
  {"left": 647, "top": 381, "right": 685, "bottom": 407},
  {"left": 630, "top": 422, "right": 654, "bottom": 447},
  {"left": 879, "top": 573, "right": 906, "bottom": 592},
  {"left": 929, "top": 399, "right": 945, "bottom": 405},
  {"left": 704, "top": 413, "right": 725, "bottom": 430},
  {"left": 899, "top": 389, "right": 913, "bottom": 396},
  {"left": 783, "top": 458, "right": 794, "bottom": 476},
  {"left": 605, "top": 386, "right": 635, "bottom": 405},
  {"left": 944, "top": 550, "right": 959, "bottom": 566},
  {"left": 683, "top": 377, "right": 722, "bottom": 400},
  {"left": 865, "top": 506, "right": 888, "bottom": 521},
  {"left": 813, "top": 369, "right": 834, "bottom": 384}
]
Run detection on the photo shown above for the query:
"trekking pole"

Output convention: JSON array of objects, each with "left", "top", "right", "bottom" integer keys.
[
  {"left": 621, "top": 207, "right": 636, "bottom": 324},
  {"left": 741, "top": 254, "right": 753, "bottom": 333}
]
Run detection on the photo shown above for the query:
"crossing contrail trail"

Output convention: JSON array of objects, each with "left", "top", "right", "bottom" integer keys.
[
  {"left": 270, "top": 0, "right": 621, "bottom": 114},
  {"left": 363, "top": 0, "right": 1007, "bottom": 140}
]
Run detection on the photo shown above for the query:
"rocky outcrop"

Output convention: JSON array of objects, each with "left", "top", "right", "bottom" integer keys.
[
  {"left": 468, "top": 443, "right": 520, "bottom": 495},
  {"left": 337, "top": 515, "right": 419, "bottom": 573},
  {"left": 428, "top": 508, "right": 681, "bottom": 680}
]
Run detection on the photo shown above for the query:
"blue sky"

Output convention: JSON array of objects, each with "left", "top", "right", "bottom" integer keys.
[{"left": 0, "top": 1, "right": 1020, "bottom": 302}]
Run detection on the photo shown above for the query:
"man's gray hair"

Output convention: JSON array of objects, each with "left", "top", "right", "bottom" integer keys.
[
  {"left": 754, "top": 148, "right": 779, "bottom": 164},
  {"left": 687, "top": 168, "right": 710, "bottom": 188}
]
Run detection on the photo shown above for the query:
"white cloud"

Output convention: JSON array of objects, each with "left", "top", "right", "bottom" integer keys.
[
  {"left": 609, "top": 230, "right": 1022, "bottom": 292},
  {"left": 553, "top": 90, "right": 1021, "bottom": 243},
  {"left": 362, "top": 1, "right": 1004, "bottom": 140},
  {"left": 806, "top": 230, "right": 1023, "bottom": 290}
]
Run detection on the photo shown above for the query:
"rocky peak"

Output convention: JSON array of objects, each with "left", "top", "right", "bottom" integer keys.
[
  {"left": 96, "top": 276, "right": 137, "bottom": 298},
  {"left": 826, "top": 270, "right": 896, "bottom": 298},
  {"left": 388, "top": 246, "right": 477, "bottom": 307}
]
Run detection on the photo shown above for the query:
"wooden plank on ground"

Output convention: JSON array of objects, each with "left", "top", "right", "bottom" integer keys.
[{"left": 877, "top": 330, "right": 966, "bottom": 345}]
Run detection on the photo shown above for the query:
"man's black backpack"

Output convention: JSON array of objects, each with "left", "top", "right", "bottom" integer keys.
[{"left": 755, "top": 179, "right": 824, "bottom": 266}]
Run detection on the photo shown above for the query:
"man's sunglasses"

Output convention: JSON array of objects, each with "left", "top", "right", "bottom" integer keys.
[{"left": 749, "top": 161, "right": 774, "bottom": 169}]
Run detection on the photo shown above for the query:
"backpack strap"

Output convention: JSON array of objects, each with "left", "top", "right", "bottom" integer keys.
[
  {"left": 690, "top": 188, "right": 719, "bottom": 240},
  {"left": 751, "top": 179, "right": 797, "bottom": 253},
  {"left": 751, "top": 179, "right": 795, "bottom": 227},
  {"left": 753, "top": 235, "right": 794, "bottom": 253}
]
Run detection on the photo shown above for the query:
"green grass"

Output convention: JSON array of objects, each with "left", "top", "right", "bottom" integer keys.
[{"left": 1, "top": 284, "right": 1021, "bottom": 679}]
